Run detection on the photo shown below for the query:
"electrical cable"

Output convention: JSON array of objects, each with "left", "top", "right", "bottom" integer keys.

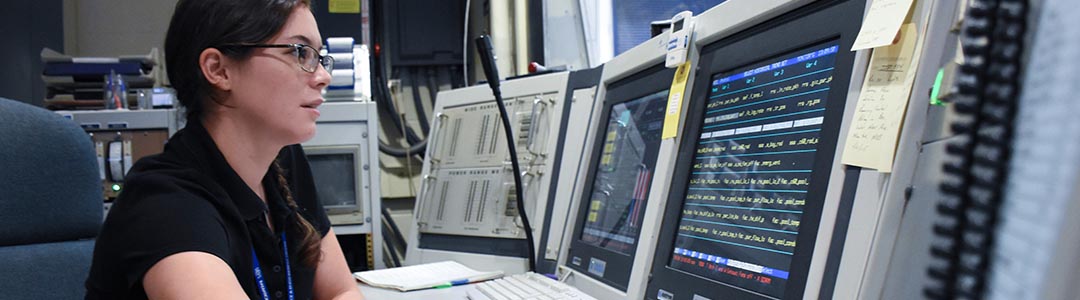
[
  {"left": 380, "top": 207, "right": 408, "bottom": 267},
  {"left": 463, "top": 0, "right": 472, "bottom": 85},
  {"left": 381, "top": 207, "right": 409, "bottom": 253},
  {"left": 378, "top": 86, "right": 424, "bottom": 144},
  {"left": 380, "top": 219, "right": 403, "bottom": 267},
  {"left": 367, "top": 0, "right": 420, "bottom": 145},
  {"left": 378, "top": 137, "right": 426, "bottom": 158},
  {"left": 475, "top": 35, "right": 537, "bottom": 272},
  {"left": 373, "top": 72, "right": 425, "bottom": 158},
  {"left": 369, "top": 47, "right": 424, "bottom": 145},
  {"left": 367, "top": 0, "right": 425, "bottom": 157},
  {"left": 426, "top": 67, "right": 440, "bottom": 106},
  {"left": 409, "top": 68, "right": 431, "bottom": 133},
  {"left": 369, "top": 54, "right": 427, "bottom": 157}
]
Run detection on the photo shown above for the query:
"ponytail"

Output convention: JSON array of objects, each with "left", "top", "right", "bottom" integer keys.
[{"left": 272, "top": 160, "right": 323, "bottom": 268}]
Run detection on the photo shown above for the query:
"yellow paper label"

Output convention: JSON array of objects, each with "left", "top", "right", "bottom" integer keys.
[
  {"left": 841, "top": 24, "right": 920, "bottom": 173},
  {"left": 329, "top": 0, "right": 361, "bottom": 14},
  {"left": 662, "top": 62, "right": 692, "bottom": 139}
]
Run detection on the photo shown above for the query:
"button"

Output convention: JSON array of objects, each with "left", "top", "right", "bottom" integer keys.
[
  {"left": 274, "top": 291, "right": 283, "bottom": 298},
  {"left": 273, "top": 265, "right": 282, "bottom": 272}
]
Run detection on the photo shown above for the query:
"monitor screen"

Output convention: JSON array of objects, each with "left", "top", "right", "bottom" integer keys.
[
  {"left": 578, "top": 89, "right": 668, "bottom": 255},
  {"left": 308, "top": 152, "right": 359, "bottom": 209},
  {"left": 666, "top": 41, "right": 839, "bottom": 298},
  {"left": 566, "top": 64, "right": 676, "bottom": 291}
]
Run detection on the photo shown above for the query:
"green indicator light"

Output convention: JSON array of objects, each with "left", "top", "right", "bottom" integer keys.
[
  {"left": 112, "top": 184, "right": 121, "bottom": 191},
  {"left": 930, "top": 68, "right": 946, "bottom": 106}
]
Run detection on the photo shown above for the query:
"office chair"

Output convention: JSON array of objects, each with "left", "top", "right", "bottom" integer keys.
[{"left": 0, "top": 98, "right": 102, "bottom": 299}]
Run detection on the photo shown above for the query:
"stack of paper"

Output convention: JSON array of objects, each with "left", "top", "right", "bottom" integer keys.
[{"left": 353, "top": 261, "right": 504, "bottom": 292}]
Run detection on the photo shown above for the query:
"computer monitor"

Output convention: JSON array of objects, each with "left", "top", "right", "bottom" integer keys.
[
  {"left": 577, "top": 90, "right": 667, "bottom": 254},
  {"left": 553, "top": 24, "right": 699, "bottom": 299},
  {"left": 536, "top": 66, "right": 606, "bottom": 273},
  {"left": 302, "top": 101, "right": 383, "bottom": 268},
  {"left": 564, "top": 65, "right": 674, "bottom": 289},
  {"left": 305, "top": 145, "right": 365, "bottom": 225},
  {"left": 645, "top": 1, "right": 864, "bottom": 299}
]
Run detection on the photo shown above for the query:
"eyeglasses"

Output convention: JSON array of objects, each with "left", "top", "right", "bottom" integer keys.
[{"left": 217, "top": 43, "right": 334, "bottom": 73}]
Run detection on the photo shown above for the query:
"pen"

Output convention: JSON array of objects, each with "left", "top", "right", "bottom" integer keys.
[{"left": 434, "top": 277, "right": 486, "bottom": 289}]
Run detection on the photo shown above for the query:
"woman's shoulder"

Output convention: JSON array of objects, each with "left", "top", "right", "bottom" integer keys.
[
  {"left": 107, "top": 154, "right": 232, "bottom": 224},
  {"left": 88, "top": 164, "right": 238, "bottom": 299},
  {"left": 98, "top": 162, "right": 236, "bottom": 265},
  {"left": 124, "top": 152, "right": 226, "bottom": 199}
]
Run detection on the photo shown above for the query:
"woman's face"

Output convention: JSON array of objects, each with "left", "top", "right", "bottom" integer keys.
[{"left": 227, "top": 6, "right": 330, "bottom": 145}]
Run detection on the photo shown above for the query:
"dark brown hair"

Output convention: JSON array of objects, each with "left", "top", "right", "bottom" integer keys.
[
  {"left": 165, "top": 0, "right": 312, "bottom": 123},
  {"left": 165, "top": 0, "right": 323, "bottom": 268},
  {"left": 273, "top": 160, "right": 323, "bottom": 267}
]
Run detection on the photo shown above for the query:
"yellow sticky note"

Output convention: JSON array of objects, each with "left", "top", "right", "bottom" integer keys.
[
  {"left": 329, "top": 0, "right": 361, "bottom": 14},
  {"left": 841, "top": 24, "right": 920, "bottom": 173},
  {"left": 851, "top": 0, "right": 916, "bottom": 50},
  {"left": 662, "top": 62, "right": 692, "bottom": 139}
]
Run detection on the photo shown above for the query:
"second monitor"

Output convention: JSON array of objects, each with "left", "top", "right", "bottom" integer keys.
[{"left": 646, "top": 0, "right": 865, "bottom": 299}]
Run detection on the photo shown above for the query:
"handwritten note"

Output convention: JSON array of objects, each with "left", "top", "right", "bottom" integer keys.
[
  {"left": 842, "top": 24, "right": 919, "bottom": 173},
  {"left": 851, "top": 0, "right": 915, "bottom": 50}
]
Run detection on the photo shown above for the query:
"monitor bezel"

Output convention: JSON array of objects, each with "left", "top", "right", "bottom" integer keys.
[
  {"left": 303, "top": 144, "right": 364, "bottom": 215},
  {"left": 645, "top": 1, "right": 864, "bottom": 299},
  {"left": 565, "top": 63, "right": 677, "bottom": 291}
]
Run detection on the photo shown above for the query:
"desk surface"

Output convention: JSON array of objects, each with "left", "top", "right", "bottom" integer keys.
[{"left": 358, "top": 282, "right": 478, "bottom": 300}]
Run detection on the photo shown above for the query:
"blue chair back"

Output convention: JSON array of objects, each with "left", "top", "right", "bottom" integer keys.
[{"left": 0, "top": 98, "right": 102, "bottom": 299}]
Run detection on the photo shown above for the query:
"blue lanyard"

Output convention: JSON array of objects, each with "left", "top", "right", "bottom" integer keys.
[{"left": 252, "top": 231, "right": 294, "bottom": 300}]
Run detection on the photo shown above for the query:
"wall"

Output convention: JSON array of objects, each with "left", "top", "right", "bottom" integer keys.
[
  {"left": 0, "top": 1, "right": 64, "bottom": 107},
  {"left": 66, "top": 0, "right": 177, "bottom": 87},
  {"left": 68, "top": 0, "right": 176, "bottom": 58},
  {"left": 0, "top": 0, "right": 175, "bottom": 107}
]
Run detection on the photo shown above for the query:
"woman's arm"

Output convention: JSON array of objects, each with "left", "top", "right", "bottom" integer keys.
[
  {"left": 313, "top": 229, "right": 366, "bottom": 300},
  {"left": 143, "top": 251, "right": 249, "bottom": 299}
]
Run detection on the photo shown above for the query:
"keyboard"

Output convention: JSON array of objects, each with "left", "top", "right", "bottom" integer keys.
[{"left": 468, "top": 272, "right": 596, "bottom": 300}]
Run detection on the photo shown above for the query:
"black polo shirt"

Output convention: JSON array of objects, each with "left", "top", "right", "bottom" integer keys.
[{"left": 85, "top": 120, "right": 331, "bottom": 300}]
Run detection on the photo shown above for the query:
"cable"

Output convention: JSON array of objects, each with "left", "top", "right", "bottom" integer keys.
[
  {"left": 381, "top": 207, "right": 409, "bottom": 253},
  {"left": 380, "top": 207, "right": 407, "bottom": 267},
  {"left": 409, "top": 68, "right": 431, "bottom": 133},
  {"left": 463, "top": 0, "right": 472, "bottom": 85},
  {"left": 475, "top": 35, "right": 537, "bottom": 272},
  {"left": 380, "top": 220, "right": 403, "bottom": 267},
  {"left": 372, "top": 69, "right": 425, "bottom": 158},
  {"left": 367, "top": 0, "right": 425, "bottom": 158},
  {"left": 378, "top": 137, "right": 426, "bottom": 158},
  {"left": 371, "top": 64, "right": 427, "bottom": 157},
  {"left": 370, "top": 48, "right": 425, "bottom": 145},
  {"left": 397, "top": 99, "right": 419, "bottom": 199},
  {"left": 426, "top": 67, "right": 440, "bottom": 106}
]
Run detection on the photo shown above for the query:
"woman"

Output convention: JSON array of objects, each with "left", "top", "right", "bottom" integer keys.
[{"left": 85, "top": 0, "right": 364, "bottom": 299}]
